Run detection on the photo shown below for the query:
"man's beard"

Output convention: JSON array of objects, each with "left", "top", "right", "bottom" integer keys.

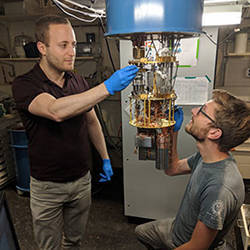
[
  {"left": 46, "top": 54, "right": 74, "bottom": 73},
  {"left": 185, "top": 123, "right": 209, "bottom": 142}
]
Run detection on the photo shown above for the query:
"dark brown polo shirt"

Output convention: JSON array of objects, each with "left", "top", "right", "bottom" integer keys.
[{"left": 12, "top": 64, "right": 92, "bottom": 182}]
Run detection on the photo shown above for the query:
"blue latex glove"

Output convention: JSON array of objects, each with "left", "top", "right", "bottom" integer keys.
[
  {"left": 104, "top": 65, "right": 139, "bottom": 95},
  {"left": 166, "top": 106, "right": 184, "bottom": 132},
  {"left": 99, "top": 159, "right": 114, "bottom": 183},
  {"left": 173, "top": 106, "right": 184, "bottom": 132}
]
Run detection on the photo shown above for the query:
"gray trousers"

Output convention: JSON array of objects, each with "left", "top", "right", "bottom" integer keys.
[
  {"left": 30, "top": 171, "right": 91, "bottom": 250},
  {"left": 135, "top": 218, "right": 227, "bottom": 250},
  {"left": 135, "top": 218, "right": 176, "bottom": 250}
]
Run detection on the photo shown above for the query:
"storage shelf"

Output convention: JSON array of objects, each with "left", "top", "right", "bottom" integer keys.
[
  {"left": 0, "top": 14, "right": 99, "bottom": 26},
  {"left": 76, "top": 56, "right": 96, "bottom": 60},
  {"left": 0, "top": 58, "right": 39, "bottom": 62},
  {"left": 0, "top": 14, "right": 39, "bottom": 22},
  {"left": 226, "top": 53, "right": 250, "bottom": 57},
  {"left": 234, "top": 148, "right": 250, "bottom": 152},
  {"left": 0, "top": 56, "right": 95, "bottom": 62}
]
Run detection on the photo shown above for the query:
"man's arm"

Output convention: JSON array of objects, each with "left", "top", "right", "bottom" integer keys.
[
  {"left": 86, "top": 108, "right": 113, "bottom": 182},
  {"left": 175, "top": 220, "right": 218, "bottom": 250},
  {"left": 28, "top": 83, "right": 109, "bottom": 122},
  {"left": 28, "top": 65, "right": 138, "bottom": 122},
  {"left": 165, "top": 132, "right": 191, "bottom": 176},
  {"left": 86, "top": 109, "right": 109, "bottom": 160},
  {"left": 164, "top": 107, "right": 191, "bottom": 176}
]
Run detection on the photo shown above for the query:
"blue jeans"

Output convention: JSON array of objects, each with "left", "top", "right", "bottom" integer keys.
[{"left": 30, "top": 171, "right": 91, "bottom": 250}]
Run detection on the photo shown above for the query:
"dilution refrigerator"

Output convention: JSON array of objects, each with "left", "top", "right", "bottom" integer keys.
[{"left": 105, "top": 0, "right": 218, "bottom": 219}]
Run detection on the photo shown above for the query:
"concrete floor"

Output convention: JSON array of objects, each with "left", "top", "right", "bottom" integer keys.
[
  {"left": 4, "top": 168, "right": 147, "bottom": 250},
  {"left": 3, "top": 168, "right": 249, "bottom": 250}
]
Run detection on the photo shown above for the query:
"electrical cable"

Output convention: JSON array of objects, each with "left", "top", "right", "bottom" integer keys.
[
  {"left": 145, "top": 45, "right": 152, "bottom": 58},
  {"left": 64, "top": 0, "right": 105, "bottom": 16},
  {"left": 150, "top": 34, "right": 159, "bottom": 56},
  {"left": 53, "top": 0, "right": 97, "bottom": 23},
  {"left": 98, "top": 18, "right": 116, "bottom": 72},
  {"left": 172, "top": 37, "right": 180, "bottom": 89},
  {"left": 51, "top": 0, "right": 121, "bottom": 196},
  {"left": 94, "top": 104, "right": 122, "bottom": 153},
  {"left": 53, "top": 0, "right": 98, "bottom": 22},
  {"left": 53, "top": 0, "right": 121, "bottom": 151},
  {"left": 203, "top": 29, "right": 239, "bottom": 46},
  {"left": 54, "top": 0, "right": 100, "bottom": 18},
  {"left": 52, "top": 1, "right": 119, "bottom": 72},
  {"left": 52, "top": 0, "right": 105, "bottom": 23},
  {"left": 173, "top": 38, "right": 181, "bottom": 57},
  {"left": 241, "top": 6, "right": 248, "bottom": 17},
  {"left": 54, "top": 0, "right": 120, "bottom": 146},
  {"left": 172, "top": 64, "right": 179, "bottom": 90}
]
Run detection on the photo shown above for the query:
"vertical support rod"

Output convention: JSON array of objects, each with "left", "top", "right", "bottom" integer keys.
[
  {"left": 148, "top": 99, "right": 151, "bottom": 124},
  {"left": 153, "top": 72, "right": 157, "bottom": 95},
  {"left": 144, "top": 99, "right": 146, "bottom": 126},
  {"left": 172, "top": 101, "right": 175, "bottom": 122},
  {"left": 129, "top": 98, "right": 132, "bottom": 122},
  {"left": 168, "top": 99, "right": 172, "bottom": 125}
]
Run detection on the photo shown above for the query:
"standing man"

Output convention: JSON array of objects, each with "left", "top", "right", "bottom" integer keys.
[
  {"left": 12, "top": 15, "right": 138, "bottom": 250},
  {"left": 135, "top": 89, "right": 250, "bottom": 249}
]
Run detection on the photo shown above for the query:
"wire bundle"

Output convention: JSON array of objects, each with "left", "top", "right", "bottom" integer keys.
[{"left": 52, "top": 0, "right": 106, "bottom": 23}]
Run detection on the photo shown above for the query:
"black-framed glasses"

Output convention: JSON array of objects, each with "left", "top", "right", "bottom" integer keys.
[{"left": 197, "top": 104, "right": 216, "bottom": 124}]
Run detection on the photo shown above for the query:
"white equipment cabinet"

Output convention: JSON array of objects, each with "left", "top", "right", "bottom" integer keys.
[{"left": 121, "top": 27, "right": 218, "bottom": 219}]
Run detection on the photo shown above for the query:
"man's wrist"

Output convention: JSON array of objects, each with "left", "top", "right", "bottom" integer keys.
[
  {"left": 99, "top": 82, "right": 111, "bottom": 96},
  {"left": 103, "top": 81, "right": 114, "bottom": 95}
]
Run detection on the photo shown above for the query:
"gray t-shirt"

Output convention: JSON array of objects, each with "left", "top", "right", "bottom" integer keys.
[{"left": 172, "top": 152, "right": 244, "bottom": 247}]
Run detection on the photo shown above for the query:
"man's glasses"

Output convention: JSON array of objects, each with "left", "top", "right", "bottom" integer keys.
[{"left": 197, "top": 105, "right": 216, "bottom": 124}]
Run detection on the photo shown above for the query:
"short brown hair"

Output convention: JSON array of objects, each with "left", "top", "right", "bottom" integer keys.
[
  {"left": 212, "top": 89, "right": 250, "bottom": 152},
  {"left": 35, "top": 15, "right": 71, "bottom": 45}
]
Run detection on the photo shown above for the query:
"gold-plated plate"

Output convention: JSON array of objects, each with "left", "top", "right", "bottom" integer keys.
[
  {"left": 129, "top": 56, "right": 176, "bottom": 64},
  {"left": 129, "top": 119, "right": 175, "bottom": 128},
  {"left": 134, "top": 93, "right": 176, "bottom": 101}
]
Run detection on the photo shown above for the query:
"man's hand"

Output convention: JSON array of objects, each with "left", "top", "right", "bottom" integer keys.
[
  {"left": 166, "top": 106, "right": 184, "bottom": 132},
  {"left": 99, "top": 159, "right": 114, "bottom": 182},
  {"left": 104, "top": 65, "right": 139, "bottom": 95},
  {"left": 173, "top": 106, "right": 184, "bottom": 132}
]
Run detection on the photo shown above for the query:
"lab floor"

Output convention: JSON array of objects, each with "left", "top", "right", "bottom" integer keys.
[
  {"left": 4, "top": 168, "right": 146, "bottom": 250},
  {"left": 3, "top": 168, "right": 249, "bottom": 250}
]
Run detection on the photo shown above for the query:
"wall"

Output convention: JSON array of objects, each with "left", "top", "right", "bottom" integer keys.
[
  {"left": 0, "top": 1, "right": 121, "bottom": 150},
  {"left": 0, "top": 22, "right": 103, "bottom": 87},
  {"left": 215, "top": 7, "right": 250, "bottom": 102},
  {"left": 0, "top": 1, "right": 120, "bottom": 88}
]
